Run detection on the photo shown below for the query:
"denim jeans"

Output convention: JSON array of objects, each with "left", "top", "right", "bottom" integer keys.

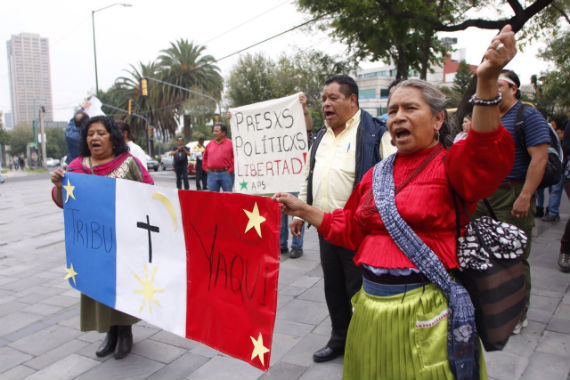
[
  {"left": 280, "top": 192, "right": 304, "bottom": 250},
  {"left": 207, "top": 171, "right": 233, "bottom": 192},
  {"left": 174, "top": 166, "right": 189, "bottom": 190},
  {"left": 536, "top": 176, "right": 563, "bottom": 216}
]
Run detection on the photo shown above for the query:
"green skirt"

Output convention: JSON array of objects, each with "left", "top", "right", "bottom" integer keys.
[
  {"left": 80, "top": 294, "right": 139, "bottom": 333},
  {"left": 343, "top": 284, "right": 487, "bottom": 380}
]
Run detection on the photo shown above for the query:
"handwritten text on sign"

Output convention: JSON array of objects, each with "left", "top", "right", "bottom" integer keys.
[{"left": 230, "top": 93, "right": 308, "bottom": 194}]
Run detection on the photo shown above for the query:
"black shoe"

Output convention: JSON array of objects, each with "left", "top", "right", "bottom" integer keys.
[
  {"left": 289, "top": 248, "right": 303, "bottom": 259},
  {"left": 535, "top": 207, "right": 544, "bottom": 217},
  {"left": 313, "top": 346, "right": 343, "bottom": 363},
  {"left": 558, "top": 252, "right": 570, "bottom": 273},
  {"left": 96, "top": 326, "right": 118, "bottom": 357},
  {"left": 280, "top": 247, "right": 289, "bottom": 254},
  {"left": 542, "top": 214, "right": 560, "bottom": 222},
  {"left": 114, "top": 325, "right": 133, "bottom": 360}
]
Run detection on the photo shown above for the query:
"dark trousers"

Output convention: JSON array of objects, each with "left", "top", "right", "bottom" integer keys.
[
  {"left": 195, "top": 160, "right": 207, "bottom": 190},
  {"left": 175, "top": 166, "right": 189, "bottom": 190},
  {"left": 318, "top": 234, "right": 362, "bottom": 350},
  {"left": 561, "top": 182, "right": 570, "bottom": 253}
]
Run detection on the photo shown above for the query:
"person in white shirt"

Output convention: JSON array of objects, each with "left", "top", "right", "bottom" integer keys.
[{"left": 117, "top": 121, "right": 147, "bottom": 169}]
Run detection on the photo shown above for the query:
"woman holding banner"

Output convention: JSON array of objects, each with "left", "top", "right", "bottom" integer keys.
[
  {"left": 50, "top": 116, "right": 154, "bottom": 360},
  {"left": 275, "top": 26, "right": 517, "bottom": 380}
]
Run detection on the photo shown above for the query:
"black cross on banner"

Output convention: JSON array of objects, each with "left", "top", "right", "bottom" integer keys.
[{"left": 137, "top": 215, "right": 159, "bottom": 263}]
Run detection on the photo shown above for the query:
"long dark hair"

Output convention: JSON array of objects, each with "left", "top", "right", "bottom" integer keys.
[{"left": 79, "top": 116, "right": 129, "bottom": 157}]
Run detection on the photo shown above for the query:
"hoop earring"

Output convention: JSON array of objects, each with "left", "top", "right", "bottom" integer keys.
[{"left": 434, "top": 130, "right": 440, "bottom": 141}]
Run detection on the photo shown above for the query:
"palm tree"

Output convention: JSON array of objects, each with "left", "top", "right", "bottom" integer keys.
[{"left": 159, "top": 40, "right": 223, "bottom": 140}]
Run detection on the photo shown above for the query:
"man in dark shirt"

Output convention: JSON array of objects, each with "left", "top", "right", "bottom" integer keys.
[{"left": 171, "top": 137, "right": 190, "bottom": 190}]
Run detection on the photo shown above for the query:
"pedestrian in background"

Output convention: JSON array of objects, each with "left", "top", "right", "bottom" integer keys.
[
  {"left": 65, "top": 103, "right": 90, "bottom": 165},
  {"left": 203, "top": 123, "right": 234, "bottom": 192},
  {"left": 193, "top": 137, "right": 208, "bottom": 191},
  {"left": 171, "top": 137, "right": 190, "bottom": 190},
  {"left": 117, "top": 121, "right": 147, "bottom": 170}
]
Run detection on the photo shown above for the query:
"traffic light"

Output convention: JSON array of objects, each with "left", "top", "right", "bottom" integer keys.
[
  {"left": 141, "top": 78, "right": 148, "bottom": 96},
  {"left": 149, "top": 127, "right": 154, "bottom": 139},
  {"left": 128, "top": 99, "right": 132, "bottom": 114},
  {"left": 214, "top": 113, "right": 220, "bottom": 123}
]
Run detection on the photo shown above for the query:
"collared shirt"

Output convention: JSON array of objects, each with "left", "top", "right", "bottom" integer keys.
[
  {"left": 203, "top": 138, "right": 234, "bottom": 173},
  {"left": 298, "top": 109, "right": 361, "bottom": 212}
]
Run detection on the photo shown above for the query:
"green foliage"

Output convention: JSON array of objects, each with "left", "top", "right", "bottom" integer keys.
[
  {"left": 0, "top": 128, "right": 10, "bottom": 146},
  {"left": 226, "top": 49, "right": 356, "bottom": 131},
  {"left": 9, "top": 123, "right": 34, "bottom": 156},
  {"left": 46, "top": 128, "right": 67, "bottom": 159},
  {"left": 533, "top": 30, "right": 570, "bottom": 117}
]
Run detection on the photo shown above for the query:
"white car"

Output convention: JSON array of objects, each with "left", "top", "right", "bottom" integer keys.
[
  {"left": 160, "top": 152, "right": 174, "bottom": 171},
  {"left": 46, "top": 157, "right": 60, "bottom": 168}
]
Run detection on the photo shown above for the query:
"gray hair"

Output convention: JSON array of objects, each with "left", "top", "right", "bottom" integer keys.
[{"left": 388, "top": 79, "right": 451, "bottom": 147}]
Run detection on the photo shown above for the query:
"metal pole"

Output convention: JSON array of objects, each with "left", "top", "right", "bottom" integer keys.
[
  {"left": 92, "top": 10, "right": 99, "bottom": 97},
  {"left": 39, "top": 107, "right": 47, "bottom": 169}
]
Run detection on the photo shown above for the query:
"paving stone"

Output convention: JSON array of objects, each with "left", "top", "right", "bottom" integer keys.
[
  {"left": 290, "top": 276, "right": 320, "bottom": 290},
  {"left": 189, "top": 342, "right": 220, "bottom": 358},
  {"left": 0, "top": 346, "right": 32, "bottom": 373},
  {"left": 258, "top": 361, "right": 306, "bottom": 380},
  {"left": 187, "top": 355, "right": 264, "bottom": 380},
  {"left": 24, "top": 354, "right": 100, "bottom": 380},
  {"left": 40, "top": 295, "right": 79, "bottom": 308},
  {"left": 536, "top": 331, "right": 570, "bottom": 356},
  {"left": 312, "top": 316, "right": 331, "bottom": 337},
  {"left": 296, "top": 282, "right": 326, "bottom": 303},
  {"left": 273, "top": 319, "right": 314, "bottom": 338},
  {"left": 149, "top": 330, "right": 200, "bottom": 350},
  {"left": 500, "top": 320, "right": 543, "bottom": 357},
  {"left": 298, "top": 360, "right": 343, "bottom": 380},
  {"left": 24, "top": 339, "right": 89, "bottom": 370},
  {"left": 276, "top": 294, "right": 293, "bottom": 311},
  {"left": 9, "top": 325, "right": 82, "bottom": 356},
  {"left": 21, "top": 302, "right": 63, "bottom": 317},
  {"left": 521, "top": 352, "right": 570, "bottom": 380},
  {"left": 0, "top": 365, "right": 35, "bottom": 380},
  {"left": 132, "top": 338, "right": 186, "bottom": 364},
  {"left": 278, "top": 299, "right": 328, "bottom": 325},
  {"left": 146, "top": 352, "right": 208, "bottom": 380},
  {"left": 0, "top": 312, "right": 42, "bottom": 336},
  {"left": 0, "top": 301, "right": 27, "bottom": 317},
  {"left": 269, "top": 333, "right": 300, "bottom": 366},
  {"left": 75, "top": 353, "right": 164, "bottom": 380},
  {"left": 485, "top": 349, "right": 528, "bottom": 380},
  {"left": 280, "top": 333, "right": 338, "bottom": 368}
]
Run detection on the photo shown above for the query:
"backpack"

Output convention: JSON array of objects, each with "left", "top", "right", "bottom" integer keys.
[{"left": 514, "top": 104, "right": 562, "bottom": 189}]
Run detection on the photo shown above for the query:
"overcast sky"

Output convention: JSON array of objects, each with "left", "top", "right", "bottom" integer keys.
[{"left": 1, "top": 0, "right": 556, "bottom": 122}]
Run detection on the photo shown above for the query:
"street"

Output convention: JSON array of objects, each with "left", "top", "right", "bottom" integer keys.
[{"left": 0, "top": 172, "right": 569, "bottom": 380}]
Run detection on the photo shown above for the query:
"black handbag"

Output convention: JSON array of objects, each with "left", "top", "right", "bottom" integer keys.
[{"left": 451, "top": 191, "right": 527, "bottom": 351}]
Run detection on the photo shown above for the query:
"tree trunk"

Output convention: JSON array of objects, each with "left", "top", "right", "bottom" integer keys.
[{"left": 183, "top": 114, "right": 192, "bottom": 142}]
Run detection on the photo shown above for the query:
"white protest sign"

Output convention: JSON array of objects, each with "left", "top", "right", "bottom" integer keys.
[
  {"left": 84, "top": 96, "right": 105, "bottom": 117},
  {"left": 230, "top": 93, "right": 309, "bottom": 194}
]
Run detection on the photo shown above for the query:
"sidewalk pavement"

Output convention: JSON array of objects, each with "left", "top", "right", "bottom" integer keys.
[{"left": 0, "top": 173, "right": 568, "bottom": 380}]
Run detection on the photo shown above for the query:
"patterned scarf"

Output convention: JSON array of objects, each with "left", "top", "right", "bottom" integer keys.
[{"left": 372, "top": 154, "right": 479, "bottom": 380}]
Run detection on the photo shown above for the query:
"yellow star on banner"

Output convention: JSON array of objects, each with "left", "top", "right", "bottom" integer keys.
[
  {"left": 250, "top": 332, "right": 270, "bottom": 366},
  {"left": 134, "top": 264, "right": 164, "bottom": 313},
  {"left": 63, "top": 179, "right": 76, "bottom": 203},
  {"left": 243, "top": 202, "right": 266, "bottom": 238},
  {"left": 64, "top": 263, "right": 78, "bottom": 286}
]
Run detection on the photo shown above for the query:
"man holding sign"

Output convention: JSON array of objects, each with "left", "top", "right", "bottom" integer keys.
[{"left": 295, "top": 75, "right": 386, "bottom": 363}]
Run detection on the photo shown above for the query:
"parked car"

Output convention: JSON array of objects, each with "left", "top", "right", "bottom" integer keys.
[
  {"left": 46, "top": 157, "right": 60, "bottom": 168},
  {"left": 146, "top": 155, "right": 159, "bottom": 172},
  {"left": 60, "top": 156, "right": 68, "bottom": 170},
  {"left": 160, "top": 152, "right": 173, "bottom": 171},
  {"left": 187, "top": 160, "right": 196, "bottom": 177}
]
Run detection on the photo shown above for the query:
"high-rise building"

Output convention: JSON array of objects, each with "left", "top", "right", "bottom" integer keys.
[{"left": 6, "top": 33, "right": 53, "bottom": 126}]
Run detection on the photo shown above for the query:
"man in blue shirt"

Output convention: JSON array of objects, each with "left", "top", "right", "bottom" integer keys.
[
  {"left": 475, "top": 70, "right": 550, "bottom": 334},
  {"left": 65, "top": 109, "right": 89, "bottom": 164}
]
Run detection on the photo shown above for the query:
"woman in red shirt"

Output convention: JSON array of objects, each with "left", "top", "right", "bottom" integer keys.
[{"left": 275, "top": 26, "right": 517, "bottom": 380}]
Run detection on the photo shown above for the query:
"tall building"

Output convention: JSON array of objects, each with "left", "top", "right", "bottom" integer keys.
[{"left": 6, "top": 33, "right": 53, "bottom": 126}]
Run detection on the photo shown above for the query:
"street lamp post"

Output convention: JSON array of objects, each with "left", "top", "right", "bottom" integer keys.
[{"left": 92, "top": 3, "right": 132, "bottom": 97}]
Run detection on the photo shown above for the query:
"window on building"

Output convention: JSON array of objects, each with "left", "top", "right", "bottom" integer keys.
[
  {"left": 380, "top": 89, "right": 389, "bottom": 98},
  {"left": 359, "top": 89, "right": 376, "bottom": 99}
]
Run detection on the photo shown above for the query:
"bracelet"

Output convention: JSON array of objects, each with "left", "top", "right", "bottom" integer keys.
[{"left": 469, "top": 92, "right": 502, "bottom": 106}]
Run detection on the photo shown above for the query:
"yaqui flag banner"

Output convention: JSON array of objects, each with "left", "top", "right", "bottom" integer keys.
[
  {"left": 61, "top": 172, "right": 280, "bottom": 371},
  {"left": 229, "top": 93, "right": 309, "bottom": 195}
]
